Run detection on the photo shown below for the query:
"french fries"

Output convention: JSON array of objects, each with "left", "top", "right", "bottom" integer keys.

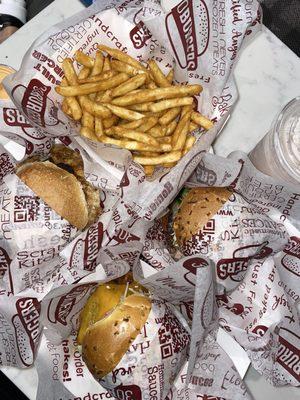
[
  {"left": 56, "top": 45, "right": 213, "bottom": 176},
  {"left": 111, "top": 74, "right": 146, "bottom": 98},
  {"left": 148, "top": 60, "right": 171, "bottom": 88},
  {"left": 91, "top": 51, "right": 104, "bottom": 76},
  {"left": 191, "top": 111, "right": 214, "bottom": 130},
  {"left": 149, "top": 97, "right": 193, "bottom": 113},
  {"left": 110, "top": 126, "right": 160, "bottom": 147},
  {"left": 56, "top": 73, "right": 129, "bottom": 96},
  {"left": 75, "top": 51, "right": 94, "bottom": 68},
  {"left": 111, "top": 85, "right": 202, "bottom": 106},
  {"left": 133, "top": 151, "right": 182, "bottom": 165},
  {"left": 105, "top": 104, "right": 144, "bottom": 121}
]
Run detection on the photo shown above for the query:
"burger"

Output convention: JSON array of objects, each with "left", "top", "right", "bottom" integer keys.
[
  {"left": 77, "top": 273, "right": 147, "bottom": 345},
  {"left": 78, "top": 274, "right": 190, "bottom": 399},
  {"left": 168, "top": 187, "right": 232, "bottom": 256},
  {"left": 82, "top": 293, "right": 151, "bottom": 379},
  {"left": 78, "top": 275, "right": 150, "bottom": 378},
  {"left": 16, "top": 144, "right": 101, "bottom": 230}
]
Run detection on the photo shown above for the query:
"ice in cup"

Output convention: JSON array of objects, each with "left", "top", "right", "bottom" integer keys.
[
  {"left": 0, "top": 64, "right": 15, "bottom": 99},
  {"left": 249, "top": 97, "right": 300, "bottom": 185}
]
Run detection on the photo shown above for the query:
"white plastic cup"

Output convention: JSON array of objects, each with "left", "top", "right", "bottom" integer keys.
[{"left": 249, "top": 97, "right": 300, "bottom": 186}]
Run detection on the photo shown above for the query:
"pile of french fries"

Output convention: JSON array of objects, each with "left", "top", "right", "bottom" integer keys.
[{"left": 56, "top": 45, "right": 213, "bottom": 176}]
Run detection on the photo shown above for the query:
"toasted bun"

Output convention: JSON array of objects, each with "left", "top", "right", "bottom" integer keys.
[
  {"left": 82, "top": 295, "right": 151, "bottom": 379},
  {"left": 173, "top": 187, "right": 231, "bottom": 245},
  {"left": 16, "top": 161, "right": 89, "bottom": 229}
]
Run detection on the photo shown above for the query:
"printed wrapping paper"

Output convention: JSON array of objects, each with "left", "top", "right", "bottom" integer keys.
[
  {"left": 0, "top": 97, "right": 53, "bottom": 157},
  {"left": 0, "top": 292, "right": 42, "bottom": 369},
  {"left": 36, "top": 334, "right": 113, "bottom": 400},
  {"left": 139, "top": 151, "right": 300, "bottom": 387},
  {"left": 2, "top": 0, "right": 261, "bottom": 220},
  {"left": 167, "top": 332, "right": 252, "bottom": 400}
]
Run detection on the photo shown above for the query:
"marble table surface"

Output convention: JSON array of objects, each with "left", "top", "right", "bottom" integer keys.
[{"left": 0, "top": 0, "right": 299, "bottom": 399}]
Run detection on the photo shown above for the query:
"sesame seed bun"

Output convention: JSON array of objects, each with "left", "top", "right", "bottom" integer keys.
[
  {"left": 82, "top": 295, "right": 151, "bottom": 379},
  {"left": 16, "top": 145, "right": 101, "bottom": 230},
  {"left": 16, "top": 161, "right": 89, "bottom": 229},
  {"left": 173, "top": 187, "right": 231, "bottom": 245}
]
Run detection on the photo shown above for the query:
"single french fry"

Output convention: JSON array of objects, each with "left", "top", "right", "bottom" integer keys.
[
  {"left": 165, "top": 119, "right": 178, "bottom": 135},
  {"left": 148, "top": 125, "right": 167, "bottom": 138},
  {"left": 75, "top": 51, "right": 94, "bottom": 68},
  {"left": 78, "top": 70, "right": 116, "bottom": 84},
  {"left": 133, "top": 151, "right": 182, "bottom": 165},
  {"left": 99, "top": 135, "right": 171, "bottom": 152},
  {"left": 138, "top": 117, "right": 158, "bottom": 132},
  {"left": 65, "top": 98, "right": 81, "bottom": 120},
  {"left": 191, "top": 111, "right": 214, "bottom": 130},
  {"left": 120, "top": 119, "right": 144, "bottom": 129},
  {"left": 56, "top": 73, "right": 129, "bottom": 96},
  {"left": 148, "top": 60, "right": 170, "bottom": 88},
  {"left": 147, "top": 81, "right": 157, "bottom": 89},
  {"left": 162, "top": 162, "right": 177, "bottom": 168},
  {"left": 183, "top": 135, "right": 196, "bottom": 155},
  {"left": 99, "top": 45, "right": 148, "bottom": 73},
  {"left": 95, "top": 117, "right": 104, "bottom": 139},
  {"left": 189, "top": 121, "right": 199, "bottom": 132},
  {"left": 103, "top": 115, "right": 119, "bottom": 129},
  {"left": 97, "top": 89, "right": 113, "bottom": 103},
  {"left": 144, "top": 111, "right": 165, "bottom": 118},
  {"left": 182, "top": 104, "right": 193, "bottom": 116},
  {"left": 172, "top": 110, "right": 191, "bottom": 150},
  {"left": 80, "top": 126, "right": 98, "bottom": 141},
  {"left": 139, "top": 151, "right": 161, "bottom": 157},
  {"left": 157, "top": 136, "right": 172, "bottom": 144},
  {"left": 91, "top": 51, "right": 104, "bottom": 76},
  {"left": 105, "top": 104, "right": 145, "bottom": 121},
  {"left": 110, "top": 127, "right": 160, "bottom": 146},
  {"left": 150, "top": 97, "right": 193, "bottom": 113},
  {"left": 61, "top": 59, "right": 78, "bottom": 85},
  {"left": 82, "top": 111, "right": 94, "bottom": 130},
  {"left": 129, "top": 102, "right": 154, "bottom": 112},
  {"left": 111, "top": 74, "right": 146, "bottom": 98},
  {"left": 110, "top": 60, "right": 149, "bottom": 80},
  {"left": 103, "top": 57, "right": 111, "bottom": 71},
  {"left": 79, "top": 96, "right": 111, "bottom": 118},
  {"left": 62, "top": 99, "right": 72, "bottom": 117},
  {"left": 144, "top": 165, "right": 155, "bottom": 176},
  {"left": 166, "top": 69, "right": 174, "bottom": 83},
  {"left": 112, "top": 84, "right": 202, "bottom": 106},
  {"left": 159, "top": 107, "right": 181, "bottom": 126},
  {"left": 61, "top": 59, "right": 82, "bottom": 120},
  {"left": 78, "top": 66, "right": 91, "bottom": 80}
]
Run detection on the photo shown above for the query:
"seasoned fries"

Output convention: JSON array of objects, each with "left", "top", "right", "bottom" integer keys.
[
  {"left": 56, "top": 45, "right": 213, "bottom": 176},
  {"left": 56, "top": 73, "right": 129, "bottom": 96},
  {"left": 111, "top": 85, "right": 202, "bottom": 106}
]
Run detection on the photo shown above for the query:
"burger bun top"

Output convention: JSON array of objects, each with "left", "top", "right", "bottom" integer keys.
[{"left": 16, "top": 161, "right": 89, "bottom": 229}]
